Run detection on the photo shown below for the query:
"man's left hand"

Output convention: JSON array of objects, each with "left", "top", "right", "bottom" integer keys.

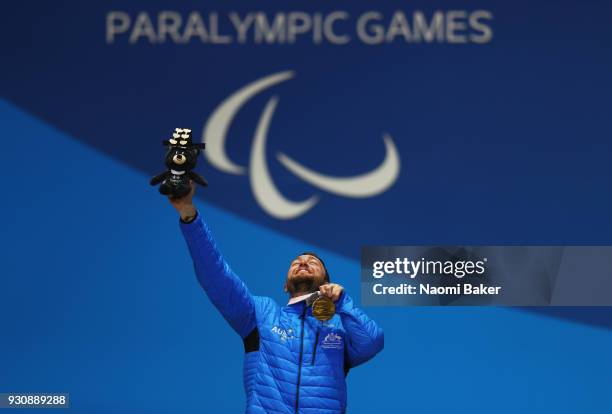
[{"left": 319, "top": 283, "right": 344, "bottom": 302}]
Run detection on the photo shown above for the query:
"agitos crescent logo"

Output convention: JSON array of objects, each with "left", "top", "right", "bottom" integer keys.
[{"left": 202, "top": 71, "right": 400, "bottom": 220}]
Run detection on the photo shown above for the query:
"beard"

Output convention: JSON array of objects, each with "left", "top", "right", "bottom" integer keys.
[{"left": 287, "top": 275, "right": 318, "bottom": 296}]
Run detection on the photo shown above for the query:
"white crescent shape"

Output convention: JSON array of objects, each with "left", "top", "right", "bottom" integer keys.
[
  {"left": 276, "top": 134, "right": 400, "bottom": 198},
  {"left": 203, "top": 71, "right": 295, "bottom": 175},
  {"left": 250, "top": 97, "right": 319, "bottom": 219}
]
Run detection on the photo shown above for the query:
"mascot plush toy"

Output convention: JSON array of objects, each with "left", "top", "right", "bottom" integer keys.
[{"left": 150, "top": 128, "right": 207, "bottom": 198}]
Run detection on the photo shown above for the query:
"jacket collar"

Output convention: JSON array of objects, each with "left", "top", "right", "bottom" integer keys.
[{"left": 287, "top": 292, "right": 312, "bottom": 305}]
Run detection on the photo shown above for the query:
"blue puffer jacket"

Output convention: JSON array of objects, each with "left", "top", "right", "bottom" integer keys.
[{"left": 180, "top": 214, "right": 384, "bottom": 413}]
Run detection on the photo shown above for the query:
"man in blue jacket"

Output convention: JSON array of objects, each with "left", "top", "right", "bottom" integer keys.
[{"left": 170, "top": 185, "right": 384, "bottom": 413}]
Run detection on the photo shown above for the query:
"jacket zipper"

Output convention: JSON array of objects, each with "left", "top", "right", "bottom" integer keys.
[
  {"left": 311, "top": 328, "right": 320, "bottom": 365},
  {"left": 295, "top": 306, "right": 306, "bottom": 414}
]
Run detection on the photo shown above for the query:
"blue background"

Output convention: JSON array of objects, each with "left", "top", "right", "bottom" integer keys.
[{"left": 1, "top": 1, "right": 612, "bottom": 412}]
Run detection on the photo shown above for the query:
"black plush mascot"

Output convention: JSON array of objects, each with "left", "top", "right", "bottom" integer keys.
[{"left": 150, "top": 128, "right": 208, "bottom": 198}]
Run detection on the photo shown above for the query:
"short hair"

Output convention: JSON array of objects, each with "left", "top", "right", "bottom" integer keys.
[{"left": 300, "top": 251, "right": 330, "bottom": 283}]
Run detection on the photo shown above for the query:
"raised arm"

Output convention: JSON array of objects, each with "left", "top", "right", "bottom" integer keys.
[{"left": 170, "top": 184, "right": 256, "bottom": 338}]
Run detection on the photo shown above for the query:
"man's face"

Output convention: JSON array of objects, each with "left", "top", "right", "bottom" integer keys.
[{"left": 285, "top": 254, "right": 327, "bottom": 296}]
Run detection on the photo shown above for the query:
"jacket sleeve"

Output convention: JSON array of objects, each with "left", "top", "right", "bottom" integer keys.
[
  {"left": 336, "top": 292, "right": 384, "bottom": 367},
  {"left": 179, "top": 211, "right": 256, "bottom": 338}
]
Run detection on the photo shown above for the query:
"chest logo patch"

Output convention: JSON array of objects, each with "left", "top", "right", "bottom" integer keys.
[{"left": 321, "top": 332, "right": 344, "bottom": 349}]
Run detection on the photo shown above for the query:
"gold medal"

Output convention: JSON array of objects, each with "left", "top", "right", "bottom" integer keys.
[{"left": 311, "top": 295, "right": 336, "bottom": 321}]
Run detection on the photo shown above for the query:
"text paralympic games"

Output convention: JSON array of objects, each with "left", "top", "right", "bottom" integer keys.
[{"left": 106, "top": 10, "right": 493, "bottom": 45}]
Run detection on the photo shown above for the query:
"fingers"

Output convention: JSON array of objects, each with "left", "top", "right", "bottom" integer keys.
[
  {"left": 319, "top": 284, "right": 331, "bottom": 297},
  {"left": 319, "top": 283, "right": 344, "bottom": 302},
  {"left": 330, "top": 284, "right": 343, "bottom": 302}
]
